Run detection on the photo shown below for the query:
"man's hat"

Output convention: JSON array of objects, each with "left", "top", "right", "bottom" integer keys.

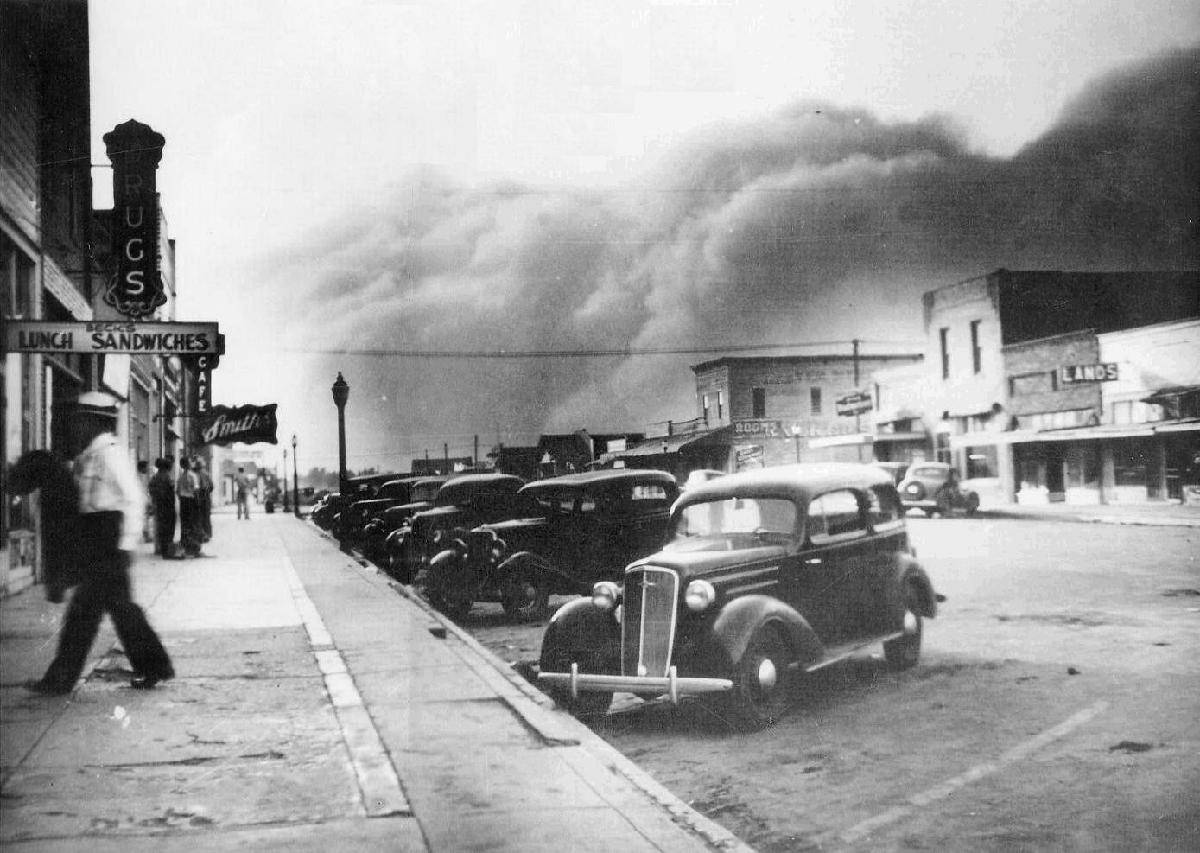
[{"left": 72, "top": 390, "right": 120, "bottom": 418}]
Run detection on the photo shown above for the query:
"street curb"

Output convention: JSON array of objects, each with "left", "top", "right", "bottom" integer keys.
[
  {"left": 975, "top": 510, "right": 1200, "bottom": 528},
  {"left": 312, "top": 525, "right": 756, "bottom": 853}
]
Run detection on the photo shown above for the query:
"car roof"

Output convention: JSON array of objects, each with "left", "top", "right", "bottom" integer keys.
[
  {"left": 518, "top": 468, "right": 678, "bottom": 496},
  {"left": 435, "top": 473, "right": 526, "bottom": 503},
  {"left": 675, "top": 463, "right": 894, "bottom": 507}
]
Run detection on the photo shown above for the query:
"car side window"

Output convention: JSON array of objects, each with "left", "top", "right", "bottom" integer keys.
[
  {"left": 867, "top": 485, "right": 904, "bottom": 531},
  {"left": 808, "top": 490, "right": 866, "bottom": 544}
]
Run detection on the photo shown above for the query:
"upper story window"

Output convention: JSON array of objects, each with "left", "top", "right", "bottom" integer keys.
[
  {"left": 970, "top": 320, "right": 982, "bottom": 374},
  {"left": 701, "top": 394, "right": 710, "bottom": 423},
  {"left": 716, "top": 390, "right": 724, "bottom": 420},
  {"left": 810, "top": 387, "right": 822, "bottom": 416},
  {"left": 939, "top": 327, "right": 950, "bottom": 379},
  {"left": 751, "top": 387, "right": 766, "bottom": 418}
]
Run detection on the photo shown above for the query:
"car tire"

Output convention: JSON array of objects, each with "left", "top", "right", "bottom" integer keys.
[
  {"left": 935, "top": 489, "right": 953, "bottom": 517},
  {"left": 965, "top": 491, "right": 980, "bottom": 516},
  {"left": 884, "top": 588, "right": 923, "bottom": 670},
  {"left": 723, "top": 625, "right": 792, "bottom": 731},
  {"left": 538, "top": 641, "right": 613, "bottom": 718},
  {"left": 501, "top": 566, "right": 550, "bottom": 622}
]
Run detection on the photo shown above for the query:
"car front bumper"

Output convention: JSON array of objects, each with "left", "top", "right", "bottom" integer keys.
[{"left": 539, "top": 663, "right": 732, "bottom": 705}]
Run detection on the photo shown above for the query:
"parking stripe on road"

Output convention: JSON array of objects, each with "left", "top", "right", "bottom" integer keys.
[{"left": 840, "top": 700, "right": 1110, "bottom": 844}]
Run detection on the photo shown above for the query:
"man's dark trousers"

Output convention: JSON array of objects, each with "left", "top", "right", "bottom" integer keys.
[
  {"left": 40, "top": 515, "right": 173, "bottom": 690},
  {"left": 153, "top": 500, "right": 176, "bottom": 556}
]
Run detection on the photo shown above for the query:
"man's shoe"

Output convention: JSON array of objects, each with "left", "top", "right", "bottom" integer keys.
[
  {"left": 25, "top": 678, "right": 72, "bottom": 696},
  {"left": 131, "top": 666, "right": 175, "bottom": 689}
]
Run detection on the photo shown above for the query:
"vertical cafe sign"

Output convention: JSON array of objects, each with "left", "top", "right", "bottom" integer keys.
[{"left": 103, "top": 120, "right": 168, "bottom": 318}]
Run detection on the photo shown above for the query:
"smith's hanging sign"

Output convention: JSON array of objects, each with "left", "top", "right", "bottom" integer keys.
[
  {"left": 103, "top": 120, "right": 168, "bottom": 319},
  {"left": 197, "top": 404, "right": 278, "bottom": 446}
]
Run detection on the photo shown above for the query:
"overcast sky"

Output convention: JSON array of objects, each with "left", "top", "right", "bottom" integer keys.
[{"left": 87, "top": 0, "right": 1200, "bottom": 474}]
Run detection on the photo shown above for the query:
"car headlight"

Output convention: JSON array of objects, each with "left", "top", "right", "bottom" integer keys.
[
  {"left": 592, "top": 581, "right": 620, "bottom": 612},
  {"left": 685, "top": 579, "right": 716, "bottom": 612}
]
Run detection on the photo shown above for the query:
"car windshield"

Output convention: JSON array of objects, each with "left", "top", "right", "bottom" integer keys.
[{"left": 666, "top": 497, "right": 797, "bottom": 551}]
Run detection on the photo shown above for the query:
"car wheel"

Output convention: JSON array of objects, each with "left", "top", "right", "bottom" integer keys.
[
  {"left": 923, "top": 508, "right": 937, "bottom": 518},
  {"left": 935, "top": 489, "right": 953, "bottom": 517},
  {"left": 387, "top": 551, "right": 411, "bottom": 584},
  {"left": 884, "top": 589, "right": 923, "bottom": 670},
  {"left": 723, "top": 625, "right": 792, "bottom": 731},
  {"left": 965, "top": 491, "right": 981, "bottom": 516},
  {"left": 501, "top": 567, "right": 550, "bottom": 621},
  {"left": 538, "top": 641, "right": 613, "bottom": 718}
]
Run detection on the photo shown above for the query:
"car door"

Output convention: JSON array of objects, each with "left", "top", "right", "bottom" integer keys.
[{"left": 790, "top": 489, "right": 872, "bottom": 643}]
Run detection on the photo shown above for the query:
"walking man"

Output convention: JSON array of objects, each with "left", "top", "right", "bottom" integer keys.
[
  {"left": 148, "top": 457, "right": 177, "bottom": 557},
  {"left": 235, "top": 467, "right": 252, "bottom": 519},
  {"left": 26, "top": 391, "right": 174, "bottom": 695}
]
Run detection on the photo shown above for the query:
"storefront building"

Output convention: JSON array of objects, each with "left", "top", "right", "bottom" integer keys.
[
  {"left": 690, "top": 352, "right": 923, "bottom": 472},
  {"left": 917, "top": 270, "right": 1199, "bottom": 506}
]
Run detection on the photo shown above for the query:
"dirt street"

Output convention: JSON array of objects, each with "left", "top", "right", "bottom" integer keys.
[{"left": 460, "top": 518, "right": 1200, "bottom": 852}]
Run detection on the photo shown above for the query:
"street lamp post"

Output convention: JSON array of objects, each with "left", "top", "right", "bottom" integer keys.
[
  {"left": 282, "top": 448, "right": 290, "bottom": 513},
  {"left": 292, "top": 434, "right": 300, "bottom": 518},
  {"left": 331, "top": 373, "right": 349, "bottom": 495}
]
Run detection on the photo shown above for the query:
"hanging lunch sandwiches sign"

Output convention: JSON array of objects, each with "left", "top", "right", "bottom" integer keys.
[{"left": 197, "top": 404, "right": 278, "bottom": 446}]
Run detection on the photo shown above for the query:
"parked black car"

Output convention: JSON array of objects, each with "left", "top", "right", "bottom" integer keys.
[
  {"left": 390, "top": 473, "right": 531, "bottom": 587},
  {"left": 378, "top": 476, "right": 454, "bottom": 578},
  {"left": 537, "top": 463, "right": 941, "bottom": 729},
  {"left": 424, "top": 469, "right": 679, "bottom": 621}
]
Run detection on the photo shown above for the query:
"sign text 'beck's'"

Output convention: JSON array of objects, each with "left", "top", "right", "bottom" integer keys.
[{"left": 2, "top": 321, "right": 222, "bottom": 355}]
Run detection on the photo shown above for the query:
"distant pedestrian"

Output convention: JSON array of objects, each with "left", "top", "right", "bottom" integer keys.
[
  {"left": 193, "top": 458, "right": 213, "bottom": 543},
  {"left": 148, "top": 457, "right": 178, "bottom": 558},
  {"left": 8, "top": 449, "right": 81, "bottom": 603},
  {"left": 137, "top": 459, "right": 154, "bottom": 544},
  {"left": 235, "top": 467, "right": 252, "bottom": 519},
  {"left": 177, "top": 457, "right": 204, "bottom": 557},
  {"left": 25, "top": 391, "right": 174, "bottom": 695}
]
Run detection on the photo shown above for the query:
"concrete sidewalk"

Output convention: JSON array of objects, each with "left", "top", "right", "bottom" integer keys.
[
  {"left": 1, "top": 508, "right": 751, "bottom": 852},
  {"left": 975, "top": 500, "right": 1200, "bottom": 527}
]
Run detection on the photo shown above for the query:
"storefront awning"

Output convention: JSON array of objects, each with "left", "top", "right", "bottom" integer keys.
[
  {"left": 1141, "top": 385, "right": 1200, "bottom": 406},
  {"left": 950, "top": 419, "right": 1199, "bottom": 447},
  {"left": 808, "top": 433, "right": 873, "bottom": 449},
  {"left": 601, "top": 427, "right": 729, "bottom": 460}
]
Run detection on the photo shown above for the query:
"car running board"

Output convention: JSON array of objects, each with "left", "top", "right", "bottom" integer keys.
[{"left": 791, "top": 631, "right": 906, "bottom": 673}]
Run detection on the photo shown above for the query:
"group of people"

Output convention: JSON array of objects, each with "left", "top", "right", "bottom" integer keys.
[{"left": 146, "top": 455, "right": 214, "bottom": 559}]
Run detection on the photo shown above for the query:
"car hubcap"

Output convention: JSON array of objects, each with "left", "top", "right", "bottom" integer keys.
[{"left": 757, "top": 657, "right": 777, "bottom": 691}]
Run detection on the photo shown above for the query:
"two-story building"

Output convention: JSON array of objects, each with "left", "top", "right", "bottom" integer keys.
[{"left": 917, "top": 269, "right": 1198, "bottom": 505}]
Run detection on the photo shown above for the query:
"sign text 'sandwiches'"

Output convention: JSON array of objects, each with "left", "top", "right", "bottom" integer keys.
[
  {"left": 3, "top": 321, "right": 222, "bottom": 355},
  {"left": 198, "top": 404, "right": 278, "bottom": 446}
]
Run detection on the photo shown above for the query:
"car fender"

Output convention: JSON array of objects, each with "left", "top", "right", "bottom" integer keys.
[
  {"left": 497, "top": 550, "right": 552, "bottom": 580},
  {"left": 541, "top": 597, "right": 621, "bottom": 672},
  {"left": 892, "top": 555, "right": 938, "bottom": 618},
  {"left": 708, "top": 595, "right": 824, "bottom": 673}
]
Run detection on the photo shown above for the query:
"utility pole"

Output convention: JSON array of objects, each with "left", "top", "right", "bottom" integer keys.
[{"left": 853, "top": 339, "right": 863, "bottom": 462}]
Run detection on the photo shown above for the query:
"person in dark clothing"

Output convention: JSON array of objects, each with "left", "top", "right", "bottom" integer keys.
[
  {"left": 147, "top": 457, "right": 177, "bottom": 558},
  {"left": 176, "top": 457, "right": 203, "bottom": 557},
  {"left": 8, "top": 449, "right": 81, "bottom": 603},
  {"left": 193, "top": 458, "right": 213, "bottom": 543},
  {"left": 25, "top": 391, "right": 174, "bottom": 695}
]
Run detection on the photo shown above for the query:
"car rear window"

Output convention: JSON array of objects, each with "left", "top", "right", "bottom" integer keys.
[
  {"left": 808, "top": 490, "right": 866, "bottom": 542},
  {"left": 867, "top": 485, "right": 904, "bottom": 529}
]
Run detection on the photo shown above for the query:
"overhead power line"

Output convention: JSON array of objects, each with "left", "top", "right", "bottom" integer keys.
[{"left": 285, "top": 339, "right": 923, "bottom": 359}]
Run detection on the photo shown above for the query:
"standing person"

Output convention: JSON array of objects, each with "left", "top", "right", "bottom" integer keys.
[
  {"left": 176, "top": 457, "right": 203, "bottom": 557},
  {"left": 193, "top": 458, "right": 213, "bottom": 544},
  {"left": 136, "top": 460, "right": 153, "bottom": 544},
  {"left": 25, "top": 391, "right": 174, "bottom": 695},
  {"left": 235, "top": 467, "right": 252, "bottom": 520},
  {"left": 147, "top": 457, "right": 177, "bottom": 558}
]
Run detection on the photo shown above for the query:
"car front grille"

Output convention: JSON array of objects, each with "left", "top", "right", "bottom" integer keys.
[{"left": 621, "top": 566, "right": 680, "bottom": 678}]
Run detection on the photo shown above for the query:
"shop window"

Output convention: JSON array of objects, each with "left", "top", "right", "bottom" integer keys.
[
  {"left": 1112, "top": 441, "right": 1150, "bottom": 487},
  {"left": 966, "top": 446, "right": 997, "bottom": 479},
  {"left": 810, "top": 387, "right": 822, "bottom": 415},
  {"left": 970, "top": 320, "right": 982, "bottom": 374},
  {"left": 752, "top": 387, "right": 766, "bottom": 418}
]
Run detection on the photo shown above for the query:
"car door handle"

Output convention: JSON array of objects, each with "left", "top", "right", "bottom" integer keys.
[{"left": 805, "top": 557, "right": 823, "bottom": 565}]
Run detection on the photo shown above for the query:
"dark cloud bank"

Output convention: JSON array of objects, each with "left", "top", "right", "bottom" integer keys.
[{"left": 267, "top": 47, "right": 1199, "bottom": 467}]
